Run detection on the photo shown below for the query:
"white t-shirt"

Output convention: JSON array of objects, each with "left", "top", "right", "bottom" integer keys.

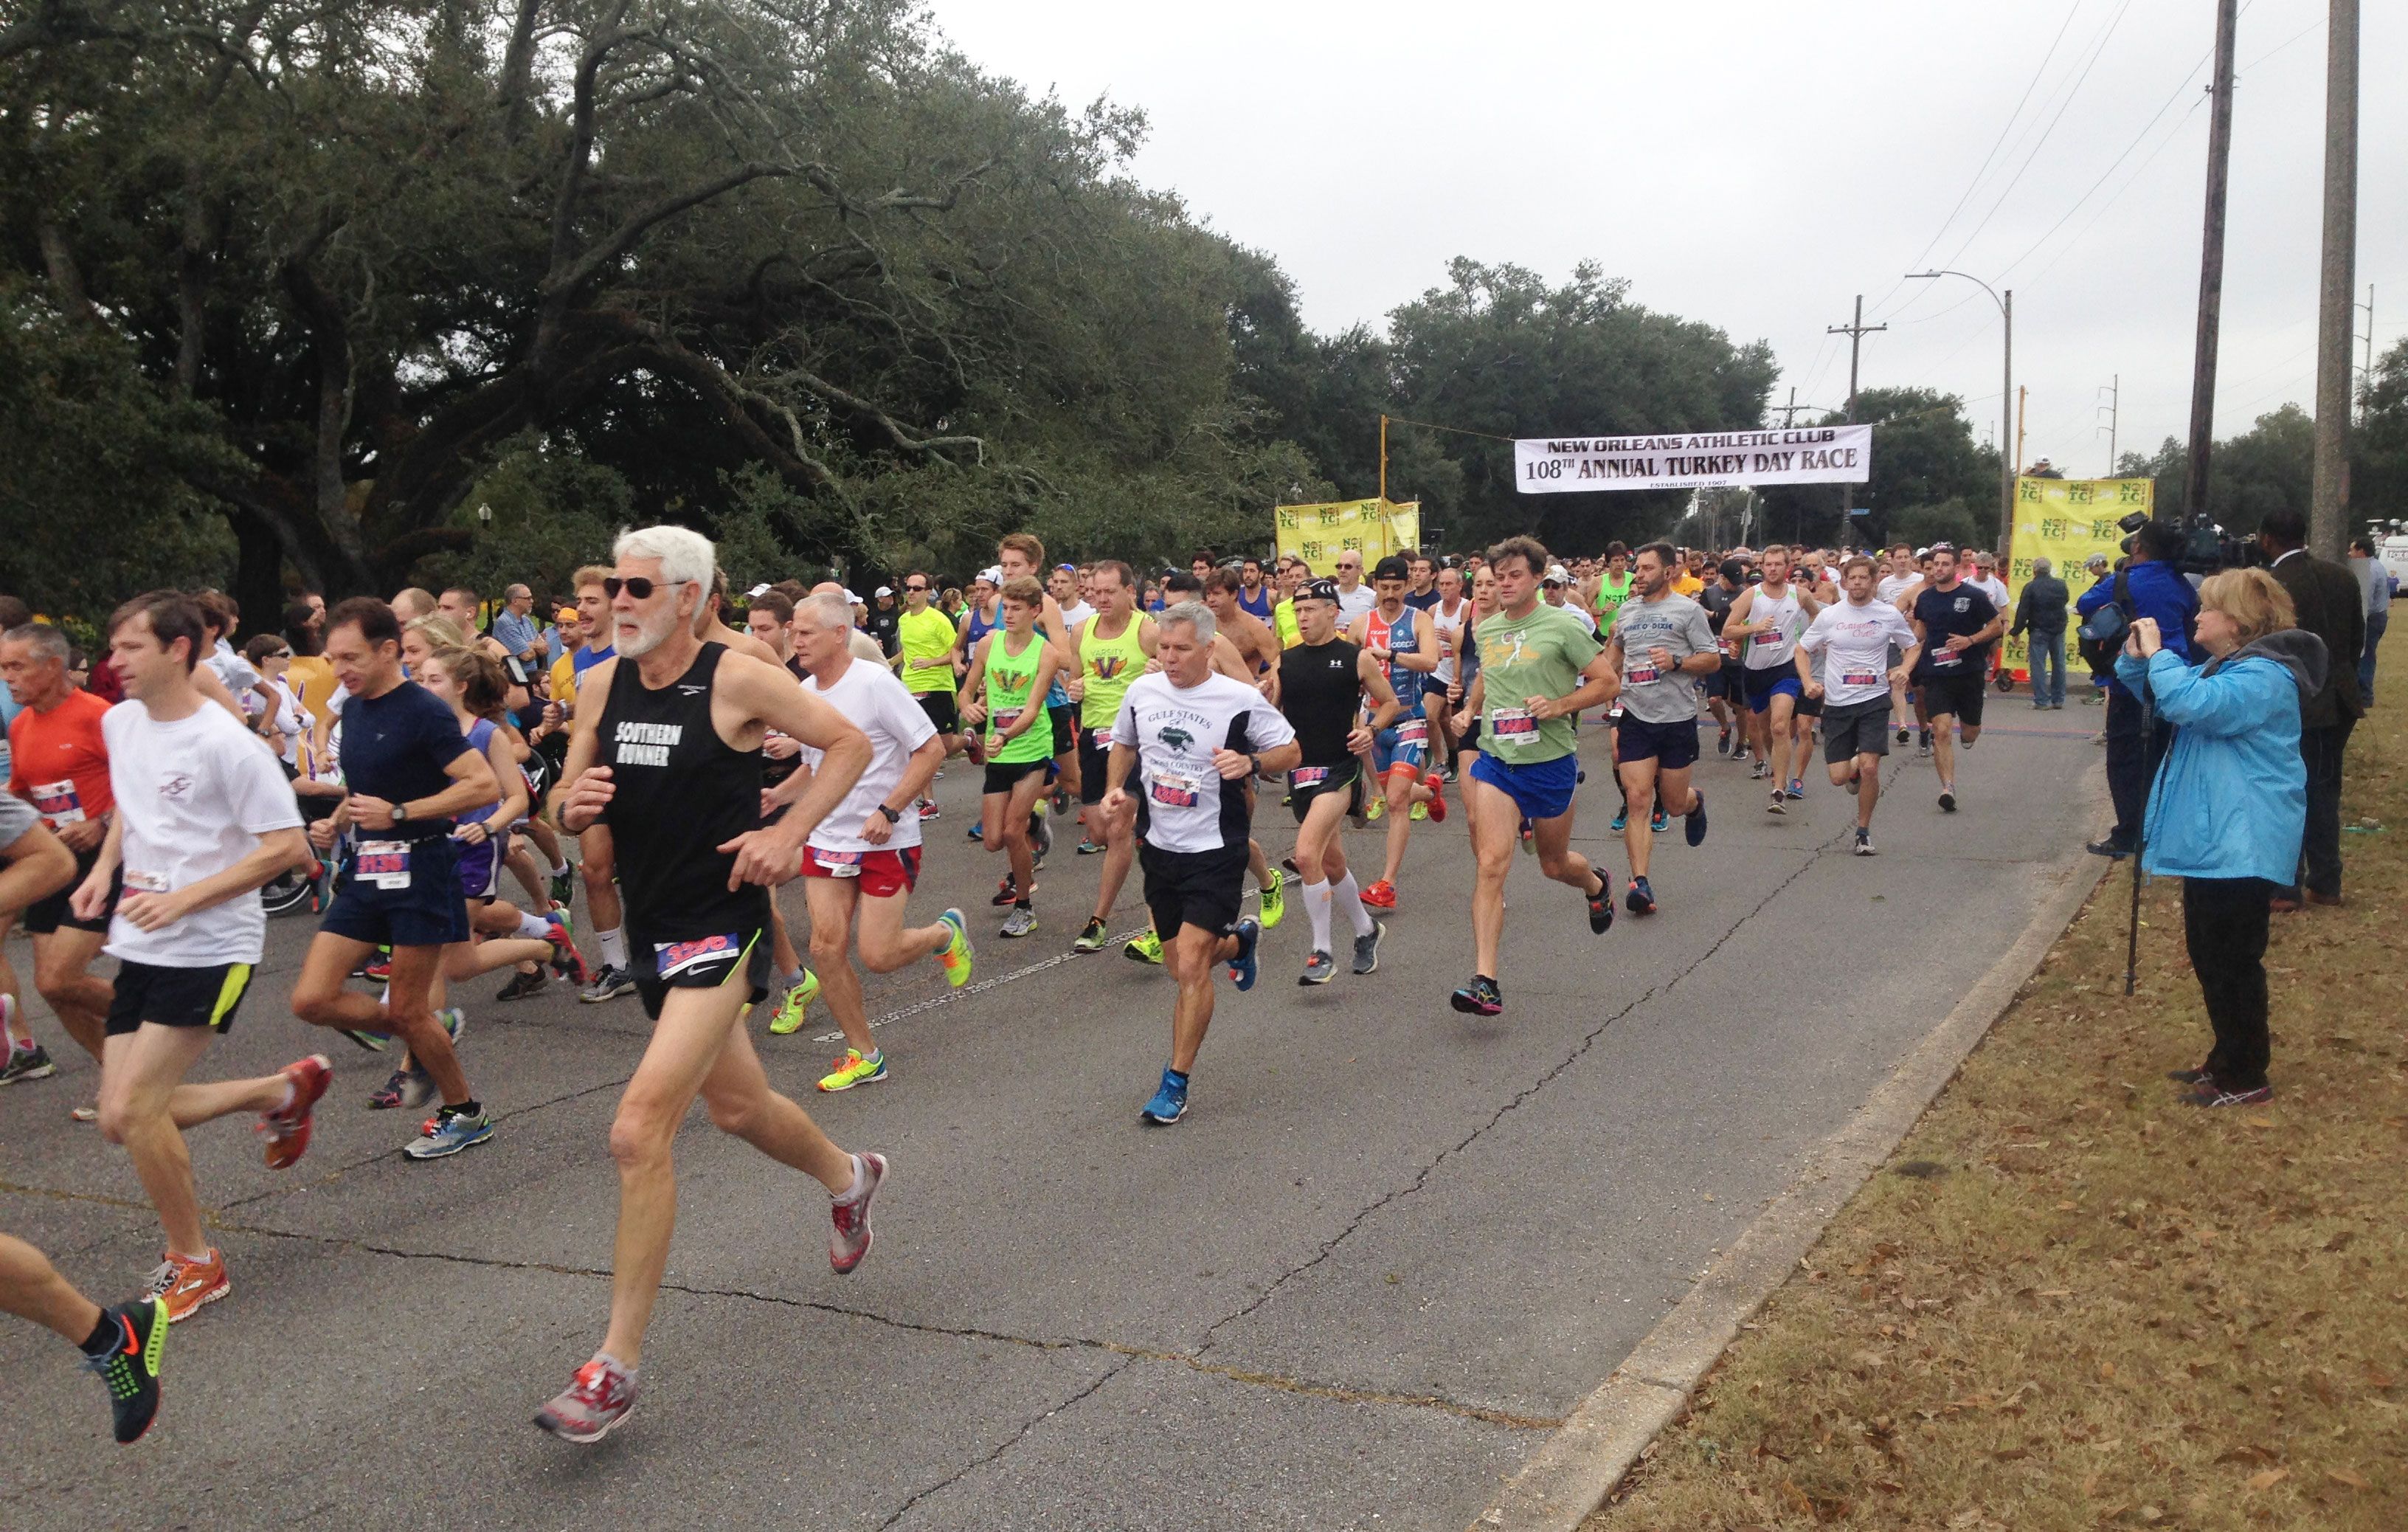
[
  {"left": 795, "top": 658, "right": 936, "bottom": 855},
  {"left": 1429, "top": 597, "right": 1470, "bottom": 685},
  {"left": 1875, "top": 573, "right": 1915, "bottom": 606},
  {"left": 1974, "top": 574, "right": 2010, "bottom": 611},
  {"left": 207, "top": 639, "right": 261, "bottom": 700},
  {"left": 1058, "top": 600, "right": 1096, "bottom": 632},
  {"left": 102, "top": 700, "right": 302, "bottom": 967},
  {"left": 1335, "top": 583, "right": 1377, "bottom": 624},
  {"left": 1113, "top": 671, "right": 1296, "bottom": 855},
  {"left": 1798, "top": 598, "right": 1920, "bottom": 709}
]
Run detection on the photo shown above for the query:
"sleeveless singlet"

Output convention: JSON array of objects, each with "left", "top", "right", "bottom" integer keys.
[
  {"left": 1594, "top": 573, "right": 1635, "bottom": 629},
  {"left": 982, "top": 631, "right": 1050, "bottom": 764},
  {"left": 963, "top": 602, "right": 1000, "bottom": 649},
  {"left": 595, "top": 643, "right": 769, "bottom": 943},
  {"left": 1742, "top": 584, "right": 1805, "bottom": 669},
  {"left": 1363, "top": 605, "right": 1427, "bottom": 709},
  {"left": 454, "top": 717, "right": 502, "bottom": 895},
  {"left": 1077, "top": 613, "right": 1147, "bottom": 734},
  {"left": 1238, "top": 585, "right": 1273, "bottom": 621},
  {"left": 1279, "top": 638, "right": 1363, "bottom": 767}
]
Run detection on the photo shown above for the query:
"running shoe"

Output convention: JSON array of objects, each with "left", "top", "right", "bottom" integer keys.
[
  {"left": 1767, "top": 789, "right": 1787, "bottom": 816},
  {"left": 1051, "top": 786, "right": 1072, "bottom": 818},
  {"left": 495, "top": 968, "right": 547, "bottom": 1003},
  {"left": 1844, "top": 769, "right": 1861, "bottom": 796},
  {"left": 967, "top": 822, "right": 983, "bottom": 841},
  {"left": 1895, "top": 725, "right": 1910, "bottom": 743},
  {"left": 1586, "top": 873, "right": 1615, "bottom": 934},
  {"left": 336, "top": 1026, "right": 391, "bottom": 1052},
  {"left": 72, "top": 1104, "right": 98, "bottom": 1122},
  {"left": 2181, "top": 1080, "right": 2272, "bottom": 1108},
  {"left": 260, "top": 1055, "right": 332, "bottom": 1170},
  {"left": 1257, "top": 866, "right": 1285, "bottom": 930},
  {"left": 535, "top": 1354, "right": 637, "bottom": 1443},
  {"left": 768, "top": 970, "right": 822, "bottom": 1035},
  {"left": 817, "top": 1049, "right": 887, "bottom": 1093},
  {"left": 1625, "top": 874, "right": 1657, "bottom": 916},
  {"left": 580, "top": 965, "right": 637, "bottom": 1003},
  {"left": 1937, "top": 787, "right": 1957, "bottom": 813},
  {"left": 1139, "top": 1067, "right": 1189, "bottom": 1125},
  {"left": 1449, "top": 975, "right": 1504, "bottom": 1017},
  {"left": 1352, "top": 920, "right": 1384, "bottom": 976},
  {"left": 1361, "top": 878, "right": 1398, "bottom": 911},
  {"left": 1031, "top": 811, "right": 1054, "bottom": 864},
  {"left": 1786, "top": 778, "right": 1805, "bottom": 801},
  {"left": 2165, "top": 1066, "right": 2215, "bottom": 1086},
  {"left": 829, "top": 1151, "right": 887, "bottom": 1273},
  {"left": 918, "top": 798, "right": 941, "bottom": 821},
  {"left": 1749, "top": 760, "right": 1772, "bottom": 781},
  {"left": 1299, "top": 950, "right": 1336, "bottom": 986},
  {"left": 142, "top": 1248, "right": 228, "bottom": 1324},
  {"left": 1684, "top": 790, "right": 1709, "bottom": 847},
  {"left": 1225, "top": 917, "right": 1260, "bottom": 991},
  {"left": 364, "top": 949, "right": 392, "bottom": 983},
  {"left": 1409, "top": 800, "right": 1428, "bottom": 822},
  {"left": 935, "top": 908, "right": 975, "bottom": 986},
  {"left": 1000, "top": 903, "right": 1037, "bottom": 939},
  {"left": 1610, "top": 806, "right": 1628, "bottom": 833},
  {"left": 1124, "top": 929, "right": 1164, "bottom": 965},
  {"left": 1649, "top": 807, "right": 1669, "bottom": 835},
  {"left": 1075, "top": 836, "right": 1104, "bottom": 855},
  {"left": 1074, "top": 916, "right": 1110, "bottom": 953},
  {"left": 1716, "top": 726, "right": 1731, "bottom": 756},
  {"left": 1853, "top": 828, "right": 1877, "bottom": 856},
  {"left": 1917, "top": 731, "right": 1932, "bottom": 758},
  {"left": 549, "top": 869, "right": 576, "bottom": 908},
  {"left": 1422, "top": 769, "right": 1447, "bottom": 822},
  {"left": 1364, "top": 791, "right": 1385, "bottom": 821},
  {"left": 543, "top": 914, "right": 591, "bottom": 983},
  {"left": 86, "top": 1297, "right": 167, "bottom": 1443},
  {"left": 405, "top": 1107, "right": 495, "bottom": 1160},
  {"left": 0, "top": 1042, "right": 55, "bottom": 1085},
  {"left": 1519, "top": 818, "right": 1535, "bottom": 855},
  {"left": 992, "top": 874, "right": 1021, "bottom": 907},
  {"left": 367, "top": 1066, "right": 426, "bottom": 1111}
]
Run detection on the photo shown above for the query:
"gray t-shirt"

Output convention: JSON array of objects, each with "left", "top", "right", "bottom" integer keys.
[
  {"left": 0, "top": 782, "right": 37, "bottom": 847},
  {"left": 1609, "top": 593, "right": 1717, "bottom": 725}
]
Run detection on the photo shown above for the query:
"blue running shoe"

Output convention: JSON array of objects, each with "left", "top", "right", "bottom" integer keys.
[
  {"left": 1610, "top": 806, "right": 1629, "bottom": 833},
  {"left": 1225, "top": 917, "right": 1260, "bottom": 992},
  {"left": 1684, "top": 790, "right": 1708, "bottom": 847},
  {"left": 1625, "top": 875, "right": 1657, "bottom": 917},
  {"left": 1649, "top": 807, "right": 1669, "bottom": 835},
  {"left": 404, "top": 1107, "right": 494, "bottom": 1161},
  {"left": 1140, "top": 1067, "right": 1189, "bottom": 1125}
]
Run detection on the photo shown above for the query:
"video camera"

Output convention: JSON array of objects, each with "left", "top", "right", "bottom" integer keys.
[{"left": 2114, "top": 508, "right": 2248, "bottom": 577}]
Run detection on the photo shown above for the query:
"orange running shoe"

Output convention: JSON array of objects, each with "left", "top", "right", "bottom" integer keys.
[
  {"left": 1422, "top": 769, "right": 1447, "bottom": 823},
  {"left": 1361, "top": 878, "right": 1398, "bottom": 910},
  {"left": 260, "top": 1054, "right": 333, "bottom": 1170},
  {"left": 143, "top": 1247, "right": 229, "bottom": 1322}
]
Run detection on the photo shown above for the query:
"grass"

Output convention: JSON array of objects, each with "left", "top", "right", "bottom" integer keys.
[{"left": 1594, "top": 700, "right": 2406, "bottom": 1531}]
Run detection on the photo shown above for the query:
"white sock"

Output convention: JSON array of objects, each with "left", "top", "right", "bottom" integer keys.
[
  {"left": 515, "top": 911, "right": 552, "bottom": 940},
  {"left": 597, "top": 926, "right": 629, "bottom": 969},
  {"left": 550, "top": 859, "right": 570, "bottom": 877},
  {"left": 1332, "top": 873, "right": 1376, "bottom": 937},
  {"left": 1302, "top": 880, "right": 1334, "bottom": 953},
  {"left": 837, "top": 1151, "right": 868, "bottom": 1203}
]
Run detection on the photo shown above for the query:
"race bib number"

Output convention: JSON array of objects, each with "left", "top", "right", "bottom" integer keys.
[
  {"left": 1491, "top": 707, "right": 1538, "bottom": 739},
  {"left": 657, "top": 933, "right": 741, "bottom": 979},
  {"left": 1394, "top": 717, "right": 1428, "bottom": 746},
  {"left": 1149, "top": 771, "right": 1200, "bottom": 808},
  {"left": 123, "top": 869, "right": 170, "bottom": 894},
  {"left": 28, "top": 779, "right": 83, "bottom": 827},
  {"left": 812, "top": 848, "right": 864, "bottom": 878},
  {"left": 1715, "top": 637, "right": 1733, "bottom": 658},
  {"left": 992, "top": 708, "right": 1022, "bottom": 731},
  {"left": 1752, "top": 631, "right": 1783, "bottom": 648},
  {"left": 1090, "top": 726, "right": 1113, "bottom": 749},
  {"left": 1841, "top": 671, "right": 1883, "bottom": 689},
  {"left": 1289, "top": 765, "right": 1331, "bottom": 790},
  {"left": 1928, "top": 649, "right": 1961, "bottom": 667},
  {"left": 1625, "top": 666, "right": 1661, "bottom": 686},
  {"left": 356, "top": 839, "right": 413, "bottom": 890}
]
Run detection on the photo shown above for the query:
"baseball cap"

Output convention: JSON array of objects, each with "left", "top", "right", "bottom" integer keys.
[
  {"left": 842, "top": 589, "right": 860, "bottom": 604},
  {"left": 874, "top": 585, "right": 892, "bottom": 598},
  {"left": 1298, "top": 578, "right": 1341, "bottom": 604},
  {"left": 1543, "top": 563, "right": 1571, "bottom": 584},
  {"left": 978, "top": 565, "right": 1003, "bottom": 585},
  {"left": 1371, "top": 554, "right": 1411, "bottom": 582}
]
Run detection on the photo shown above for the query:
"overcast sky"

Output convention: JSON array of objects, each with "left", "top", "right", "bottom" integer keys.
[{"left": 932, "top": 0, "right": 2402, "bottom": 483}]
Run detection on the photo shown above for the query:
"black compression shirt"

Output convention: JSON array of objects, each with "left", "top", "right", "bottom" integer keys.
[
  {"left": 1279, "top": 638, "right": 1363, "bottom": 767},
  {"left": 595, "top": 643, "right": 770, "bottom": 943}
]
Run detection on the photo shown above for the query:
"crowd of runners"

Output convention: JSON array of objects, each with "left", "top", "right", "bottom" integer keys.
[{"left": 0, "top": 526, "right": 2020, "bottom": 1446}]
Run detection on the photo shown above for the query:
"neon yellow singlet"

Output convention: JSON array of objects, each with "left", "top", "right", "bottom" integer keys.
[{"left": 1077, "top": 613, "right": 1147, "bottom": 733}]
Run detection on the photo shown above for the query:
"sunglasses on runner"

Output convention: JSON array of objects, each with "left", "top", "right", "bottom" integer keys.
[
  {"left": 601, "top": 576, "right": 690, "bottom": 601},
  {"left": 905, "top": 582, "right": 930, "bottom": 592}
]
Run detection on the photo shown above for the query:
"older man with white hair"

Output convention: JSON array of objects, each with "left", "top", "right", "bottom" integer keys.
[{"left": 2009, "top": 553, "right": 2071, "bottom": 708}]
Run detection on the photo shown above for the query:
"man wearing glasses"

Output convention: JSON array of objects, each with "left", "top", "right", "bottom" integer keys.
[
  {"left": 895, "top": 573, "right": 967, "bottom": 814},
  {"left": 1331, "top": 551, "right": 1377, "bottom": 624}
]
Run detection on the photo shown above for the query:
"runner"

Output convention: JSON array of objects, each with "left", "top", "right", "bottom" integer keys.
[
  {"left": 1589, "top": 542, "right": 1636, "bottom": 635},
  {"left": 1329, "top": 549, "right": 1377, "bottom": 624},
  {"left": 536, "top": 525, "right": 883, "bottom": 1443},
  {"left": 1280, "top": 579, "right": 1401, "bottom": 983},
  {"left": 1, "top": 1224, "right": 167, "bottom": 1443},
  {"left": 1907, "top": 544, "right": 2004, "bottom": 813},
  {"left": 1203, "top": 568, "right": 1284, "bottom": 694},
  {"left": 555, "top": 566, "right": 639, "bottom": 1000},
  {"left": 1237, "top": 556, "right": 1276, "bottom": 621},
  {"left": 1426, "top": 564, "right": 1472, "bottom": 779},
  {"left": 957, "top": 576, "right": 1059, "bottom": 937},
  {"left": 1725, "top": 544, "right": 1823, "bottom": 812},
  {"left": 1101, "top": 601, "right": 1298, "bottom": 1124},
  {"left": 1447, "top": 537, "right": 1618, "bottom": 1016},
  {"left": 1698, "top": 558, "right": 1748, "bottom": 759},
  {"left": 1069, "top": 562, "right": 1154, "bottom": 953},
  {"left": 1876, "top": 545, "right": 1919, "bottom": 742},
  {"left": 1346, "top": 556, "right": 1445, "bottom": 908},
  {"left": 994, "top": 534, "right": 1081, "bottom": 812},
  {"left": 1403, "top": 553, "right": 1441, "bottom": 612},
  {"left": 894, "top": 570, "right": 969, "bottom": 816},
  {"left": 72, "top": 591, "right": 334, "bottom": 1319},
  {"left": 1796, "top": 556, "right": 1922, "bottom": 855},
  {"left": 288, "top": 598, "right": 503, "bottom": 1159},
  {"left": 774, "top": 591, "right": 974, "bottom": 1093},
  {"left": 1604, "top": 543, "right": 1717, "bottom": 916}
]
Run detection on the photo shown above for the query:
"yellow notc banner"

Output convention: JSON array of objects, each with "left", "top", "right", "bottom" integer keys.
[
  {"left": 1273, "top": 498, "right": 1422, "bottom": 570},
  {"left": 1999, "top": 476, "right": 2152, "bottom": 680}
]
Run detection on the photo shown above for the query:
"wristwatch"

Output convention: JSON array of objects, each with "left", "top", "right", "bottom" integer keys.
[
  {"left": 877, "top": 803, "right": 902, "bottom": 824},
  {"left": 390, "top": 802, "right": 410, "bottom": 826}
]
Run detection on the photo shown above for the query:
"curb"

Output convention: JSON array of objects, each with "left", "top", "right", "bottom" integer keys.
[{"left": 1471, "top": 796, "right": 2114, "bottom": 1532}]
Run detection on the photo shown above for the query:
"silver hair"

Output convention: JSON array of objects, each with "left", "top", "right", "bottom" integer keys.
[
  {"left": 1, "top": 623, "right": 71, "bottom": 665},
  {"left": 2031, "top": 556, "right": 2052, "bottom": 575},
  {"left": 1156, "top": 601, "right": 1216, "bottom": 645},
  {"left": 612, "top": 524, "right": 716, "bottom": 594},
  {"left": 792, "top": 590, "right": 854, "bottom": 631}
]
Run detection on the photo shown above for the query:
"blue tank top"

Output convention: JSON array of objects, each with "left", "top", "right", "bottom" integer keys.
[
  {"left": 1239, "top": 586, "right": 1273, "bottom": 620},
  {"left": 1364, "top": 605, "right": 1428, "bottom": 709}
]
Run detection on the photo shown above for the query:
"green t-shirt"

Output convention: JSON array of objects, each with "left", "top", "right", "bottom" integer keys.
[{"left": 1475, "top": 603, "right": 1602, "bottom": 765}]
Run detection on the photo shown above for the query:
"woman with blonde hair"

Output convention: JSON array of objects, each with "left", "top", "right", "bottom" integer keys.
[{"left": 2117, "top": 567, "right": 2325, "bottom": 1108}]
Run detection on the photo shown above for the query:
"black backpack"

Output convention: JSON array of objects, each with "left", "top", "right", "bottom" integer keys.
[{"left": 2076, "top": 569, "right": 2132, "bottom": 673}]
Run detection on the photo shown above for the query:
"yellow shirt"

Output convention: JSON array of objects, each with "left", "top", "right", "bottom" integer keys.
[
  {"left": 285, "top": 654, "right": 339, "bottom": 728},
  {"left": 1671, "top": 574, "right": 1705, "bottom": 598},
  {"left": 549, "top": 652, "right": 578, "bottom": 709},
  {"left": 896, "top": 606, "right": 959, "bottom": 694},
  {"left": 1274, "top": 599, "right": 1302, "bottom": 649}
]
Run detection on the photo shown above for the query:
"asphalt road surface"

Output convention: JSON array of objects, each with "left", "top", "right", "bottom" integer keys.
[{"left": 1, "top": 701, "right": 2107, "bottom": 1530}]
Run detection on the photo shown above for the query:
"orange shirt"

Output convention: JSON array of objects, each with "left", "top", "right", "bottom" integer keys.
[{"left": 7, "top": 689, "right": 114, "bottom": 829}]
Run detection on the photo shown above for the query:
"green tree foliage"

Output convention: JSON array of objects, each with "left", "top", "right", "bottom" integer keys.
[
  {"left": 2115, "top": 403, "right": 2319, "bottom": 535},
  {"left": 1757, "top": 387, "right": 1999, "bottom": 551},
  {"left": 2351, "top": 337, "right": 2407, "bottom": 525}
]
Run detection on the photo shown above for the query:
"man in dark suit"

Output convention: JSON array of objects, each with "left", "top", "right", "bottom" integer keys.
[{"left": 2257, "top": 508, "right": 2365, "bottom": 908}]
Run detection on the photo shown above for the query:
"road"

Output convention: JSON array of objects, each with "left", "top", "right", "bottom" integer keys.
[{"left": 1, "top": 702, "right": 2106, "bottom": 1530}]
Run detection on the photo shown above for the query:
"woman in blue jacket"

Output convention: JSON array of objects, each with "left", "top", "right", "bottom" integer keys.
[{"left": 2118, "top": 568, "right": 2325, "bottom": 1108}]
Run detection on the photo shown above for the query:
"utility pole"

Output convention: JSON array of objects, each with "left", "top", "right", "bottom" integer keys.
[
  {"left": 2358, "top": 286, "right": 2376, "bottom": 415},
  {"left": 2310, "top": 0, "right": 2358, "bottom": 559},
  {"left": 2097, "top": 375, "right": 2120, "bottom": 475},
  {"left": 2016, "top": 385, "right": 2029, "bottom": 475},
  {"left": 2182, "top": 0, "right": 2241, "bottom": 525},
  {"left": 1827, "top": 295, "right": 1888, "bottom": 423}
]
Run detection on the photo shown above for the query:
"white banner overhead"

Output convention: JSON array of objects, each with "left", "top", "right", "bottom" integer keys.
[{"left": 1513, "top": 425, "right": 1872, "bottom": 494}]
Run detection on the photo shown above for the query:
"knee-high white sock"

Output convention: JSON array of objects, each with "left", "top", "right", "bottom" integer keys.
[
  {"left": 596, "top": 926, "right": 629, "bottom": 969},
  {"left": 1332, "top": 872, "right": 1377, "bottom": 937},
  {"left": 1302, "top": 880, "right": 1334, "bottom": 953}
]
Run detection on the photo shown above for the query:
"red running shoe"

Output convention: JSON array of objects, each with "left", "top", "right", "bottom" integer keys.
[
  {"left": 1361, "top": 879, "right": 1398, "bottom": 911},
  {"left": 829, "top": 1152, "right": 888, "bottom": 1274},
  {"left": 1422, "top": 769, "right": 1447, "bottom": 823},
  {"left": 260, "top": 1055, "right": 333, "bottom": 1170}
]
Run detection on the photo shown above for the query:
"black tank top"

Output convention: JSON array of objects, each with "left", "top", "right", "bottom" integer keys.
[
  {"left": 1279, "top": 638, "right": 1363, "bottom": 767},
  {"left": 595, "top": 643, "right": 769, "bottom": 943}
]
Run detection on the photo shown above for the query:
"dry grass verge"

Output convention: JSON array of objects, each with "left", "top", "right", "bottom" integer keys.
[{"left": 1594, "top": 703, "right": 2406, "bottom": 1531}]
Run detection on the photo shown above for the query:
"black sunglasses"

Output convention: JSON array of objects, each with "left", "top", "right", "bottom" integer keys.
[
  {"left": 602, "top": 576, "right": 688, "bottom": 601},
  {"left": 904, "top": 583, "right": 929, "bottom": 593}
]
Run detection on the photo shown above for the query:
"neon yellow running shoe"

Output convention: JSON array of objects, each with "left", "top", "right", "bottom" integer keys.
[
  {"left": 1256, "top": 866, "right": 1285, "bottom": 930},
  {"left": 1364, "top": 791, "right": 1385, "bottom": 821},
  {"left": 1409, "top": 801, "right": 1428, "bottom": 822},
  {"left": 816, "top": 1048, "right": 887, "bottom": 1092},
  {"left": 768, "top": 970, "right": 821, "bottom": 1036},
  {"left": 1123, "top": 928, "right": 1164, "bottom": 965},
  {"left": 935, "top": 908, "right": 975, "bottom": 987}
]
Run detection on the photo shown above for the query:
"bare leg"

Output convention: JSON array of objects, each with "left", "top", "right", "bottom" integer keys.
[
  {"left": 0, "top": 1233, "right": 104, "bottom": 1342},
  {"left": 1618, "top": 756, "right": 1661, "bottom": 880},
  {"left": 1930, "top": 710, "right": 1958, "bottom": 790},
  {"left": 1527, "top": 810, "right": 1602, "bottom": 896},
  {"left": 803, "top": 876, "right": 873, "bottom": 1057},
  {"left": 32, "top": 929, "right": 111, "bottom": 1064},
  {"left": 1463, "top": 776, "right": 1520, "bottom": 978},
  {"left": 98, "top": 1025, "right": 220, "bottom": 1257},
  {"left": 1087, "top": 797, "right": 1139, "bottom": 922},
  {"left": 1164, "top": 923, "right": 1239, "bottom": 1073},
  {"left": 292, "top": 936, "right": 471, "bottom": 1105}
]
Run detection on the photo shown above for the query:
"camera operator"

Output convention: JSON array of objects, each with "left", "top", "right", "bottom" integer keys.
[
  {"left": 2117, "top": 570, "right": 2320, "bottom": 1108},
  {"left": 2077, "top": 522, "right": 2196, "bottom": 860},
  {"left": 2255, "top": 509, "right": 2364, "bottom": 909}
]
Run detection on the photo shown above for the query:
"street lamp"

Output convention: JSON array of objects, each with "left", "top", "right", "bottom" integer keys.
[{"left": 1906, "top": 271, "right": 2014, "bottom": 562}]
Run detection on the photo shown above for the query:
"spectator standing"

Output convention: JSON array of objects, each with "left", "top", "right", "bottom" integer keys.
[
  {"left": 2349, "top": 535, "right": 2388, "bottom": 707},
  {"left": 2010, "top": 555, "right": 2070, "bottom": 708},
  {"left": 2256, "top": 509, "right": 2364, "bottom": 909},
  {"left": 490, "top": 584, "right": 544, "bottom": 671},
  {"left": 2077, "top": 523, "right": 2197, "bottom": 860}
]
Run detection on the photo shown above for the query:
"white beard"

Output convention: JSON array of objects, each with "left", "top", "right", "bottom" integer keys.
[{"left": 615, "top": 607, "right": 677, "bottom": 659}]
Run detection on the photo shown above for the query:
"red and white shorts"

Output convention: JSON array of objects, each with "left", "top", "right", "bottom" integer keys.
[{"left": 798, "top": 844, "right": 922, "bottom": 900}]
